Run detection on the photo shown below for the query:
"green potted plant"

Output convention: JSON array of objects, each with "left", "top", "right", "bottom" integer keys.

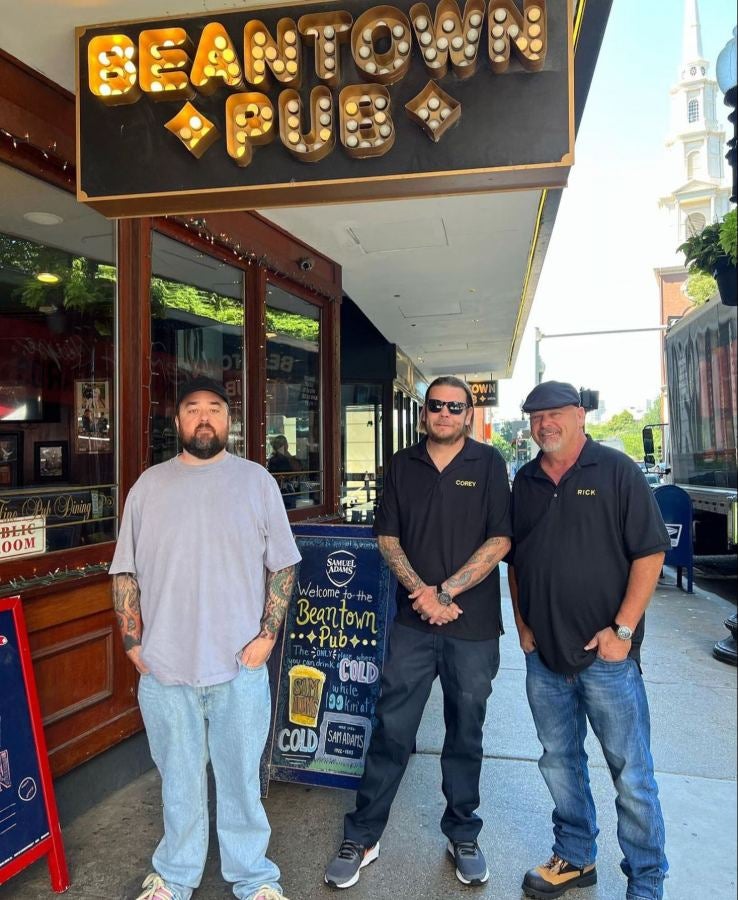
[{"left": 678, "top": 209, "right": 737, "bottom": 306}]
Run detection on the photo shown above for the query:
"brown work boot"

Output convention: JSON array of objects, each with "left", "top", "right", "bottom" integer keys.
[{"left": 522, "top": 854, "right": 597, "bottom": 899}]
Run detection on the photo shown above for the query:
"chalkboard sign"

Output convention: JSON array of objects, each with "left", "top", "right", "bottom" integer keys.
[
  {"left": 0, "top": 596, "right": 69, "bottom": 892},
  {"left": 270, "top": 525, "right": 395, "bottom": 789}
]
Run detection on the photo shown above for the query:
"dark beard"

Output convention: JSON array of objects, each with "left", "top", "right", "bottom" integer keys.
[
  {"left": 180, "top": 426, "right": 227, "bottom": 459},
  {"left": 427, "top": 424, "right": 465, "bottom": 446}
]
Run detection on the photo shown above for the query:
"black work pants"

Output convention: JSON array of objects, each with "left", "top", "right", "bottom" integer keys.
[{"left": 343, "top": 621, "right": 500, "bottom": 847}]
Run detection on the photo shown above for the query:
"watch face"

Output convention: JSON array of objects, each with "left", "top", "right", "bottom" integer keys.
[
  {"left": 617, "top": 625, "right": 633, "bottom": 640},
  {"left": 438, "top": 591, "right": 452, "bottom": 606}
]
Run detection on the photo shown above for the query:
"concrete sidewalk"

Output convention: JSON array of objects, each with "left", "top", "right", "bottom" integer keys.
[{"left": 2, "top": 568, "right": 736, "bottom": 900}]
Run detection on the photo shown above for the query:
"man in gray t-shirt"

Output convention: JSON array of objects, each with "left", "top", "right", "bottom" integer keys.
[{"left": 110, "top": 377, "right": 300, "bottom": 900}]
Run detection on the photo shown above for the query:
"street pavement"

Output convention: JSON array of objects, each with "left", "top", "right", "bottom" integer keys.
[{"left": 2, "top": 565, "right": 736, "bottom": 899}]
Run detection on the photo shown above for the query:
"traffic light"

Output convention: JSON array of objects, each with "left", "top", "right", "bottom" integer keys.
[{"left": 579, "top": 389, "right": 599, "bottom": 412}]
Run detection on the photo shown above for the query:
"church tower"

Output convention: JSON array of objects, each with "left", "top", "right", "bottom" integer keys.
[
  {"left": 659, "top": 0, "right": 731, "bottom": 261},
  {"left": 655, "top": 0, "right": 732, "bottom": 422}
]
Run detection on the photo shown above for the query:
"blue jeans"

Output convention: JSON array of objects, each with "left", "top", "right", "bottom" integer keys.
[
  {"left": 137, "top": 665, "right": 281, "bottom": 900},
  {"left": 525, "top": 651, "right": 667, "bottom": 900}
]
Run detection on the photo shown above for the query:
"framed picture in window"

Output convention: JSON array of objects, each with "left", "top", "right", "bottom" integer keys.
[
  {"left": 0, "top": 431, "right": 23, "bottom": 487},
  {"left": 74, "top": 379, "right": 112, "bottom": 454},
  {"left": 34, "top": 441, "right": 69, "bottom": 483}
]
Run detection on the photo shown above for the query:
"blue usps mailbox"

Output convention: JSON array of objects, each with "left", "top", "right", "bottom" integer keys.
[{"left": 653, "top": 485, "right": 694, "bottom": 593}]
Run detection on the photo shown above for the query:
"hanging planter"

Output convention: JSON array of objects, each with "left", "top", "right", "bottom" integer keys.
[
  {"left": 713, "top": 257, "right": 737, "bottom": 306},
  {"left": 678, "top": 209, "right": 737, "bottom": 307}
]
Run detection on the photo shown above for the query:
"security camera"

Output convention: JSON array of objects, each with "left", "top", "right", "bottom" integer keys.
[{"left": 298, "top": 257, "right": 314, "bottom": 272}]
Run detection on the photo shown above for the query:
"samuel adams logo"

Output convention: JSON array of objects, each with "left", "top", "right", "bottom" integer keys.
[{"left": 326, "top": 550, "right": 357, "bottom": 588}]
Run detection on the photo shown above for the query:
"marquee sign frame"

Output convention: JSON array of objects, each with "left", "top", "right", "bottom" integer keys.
[{"left": 75, "top": 0, "right": 574, "bottom": 216}]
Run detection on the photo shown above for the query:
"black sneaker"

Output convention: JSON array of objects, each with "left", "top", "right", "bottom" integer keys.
[
  {"left": 522, "top": 854, "right": 597, "bottom": 899},
  {"left": 446, "top": 840, "right": 489, "bottom": 885},
  {"left": 324, "top": 840, "right": 380, "bottom": 889}
]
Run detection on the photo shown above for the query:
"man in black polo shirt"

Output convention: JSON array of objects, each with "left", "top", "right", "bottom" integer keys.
[
  {"left": 324, "top": 376, "right": 511, "bottom": 890},
  {"left": 507, "top": 381, "right": 670, "bottom": 900}
]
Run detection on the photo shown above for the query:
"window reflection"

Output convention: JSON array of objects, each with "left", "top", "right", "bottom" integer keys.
[
  {"left": 341, "top": 384, "right": 382, "bottom": 524},
  {"left": 0, "top": 169, "right": 117, "bottom": 556},
  {"left": 149, "top": 232, "right": 245, "bottom": 464},
  {"left": 266, "top": 284, "right": 321, "bottom": 510}
]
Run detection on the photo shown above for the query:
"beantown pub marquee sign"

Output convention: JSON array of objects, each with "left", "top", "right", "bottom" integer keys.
[{"left": 75, "top": 0, "right": 572, "bottom": 216}]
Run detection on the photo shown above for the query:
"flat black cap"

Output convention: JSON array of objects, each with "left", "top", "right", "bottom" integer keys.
[
  {"left": 522, "top": 381, "right": 581, "bottom": 413},
  {"left": 176, "top": 376, "right": 230, "bottom": 408}
]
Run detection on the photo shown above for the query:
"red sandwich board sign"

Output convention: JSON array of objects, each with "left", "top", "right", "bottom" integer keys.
[{"left": 0, "top": 595, "right": 69, "bottom": 892}]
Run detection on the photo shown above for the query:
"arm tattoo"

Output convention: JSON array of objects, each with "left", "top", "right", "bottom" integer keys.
[
  {"left": 377, "top": 536, "right": 423, "bottom": 592},
  {"left": 112, "top": 573, "right": 142, "bottom": 651},
  {"left": 260, "top": 564, "right": 297, "bottom": 639},
  {"left": 445, "top": 536, "right": 511, "bottom": 594}
]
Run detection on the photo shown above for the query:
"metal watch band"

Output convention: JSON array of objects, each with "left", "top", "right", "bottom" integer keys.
[
  {"left": 438, "top": 589, "right": 453, "bottom": 606},
  {"left": 612, "top": 622, "right": 633, "bottom": 640}
]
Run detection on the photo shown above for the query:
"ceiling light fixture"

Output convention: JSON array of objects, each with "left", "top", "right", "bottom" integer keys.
[
  {"left": 24, "top": 211, "right": 64, "bottom": 226},
  {"left": 36, "top": 272, "right": 61, "bottom": 283}
]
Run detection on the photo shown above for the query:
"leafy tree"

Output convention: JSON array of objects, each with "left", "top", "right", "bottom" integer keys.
[
  {"left": 489, "top": 432, "right": 513, "bottom": 462},
  {"left": 0, "top": 234, "right": 42, "bottom": 272},
  {"left": 642, "top": 395, "right": 663, "bottom": 425},
  {"left": 266, "top": 308, "right": 319, "bottom": 342},
  {"left": 684, "top": 271, "right": 716, "bottom": 306},
  {"left": 3, "top": 232, "right": 319, "bottom": 343},
  {"left": 499, "top": 421, "right": 516, "bottom": 443},
  {"left": 719, "top": 208, "right": 737, "bottom": 264},
  {"left": 586, "top": 397, "right": 663, "bottom": 459},
  {"left": 605, "top": 409, "right": 636, "bottom": 432},
  {"left": 154, "top": 277, "right": 244, "bottom": 326}
]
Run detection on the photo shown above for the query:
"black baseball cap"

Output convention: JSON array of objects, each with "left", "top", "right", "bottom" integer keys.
[
  {"left": 176, "top": 376, "right": 230, "bottom": 408},
  {"left": 522, "top": 381, "right": 581, "bottom": 413}
]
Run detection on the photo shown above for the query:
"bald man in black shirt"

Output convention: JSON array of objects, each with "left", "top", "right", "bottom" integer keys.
[{"left": 508, "top": 381, "right": 669, "bottom": 900}]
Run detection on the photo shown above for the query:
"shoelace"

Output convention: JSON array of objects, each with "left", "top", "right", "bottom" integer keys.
[
  {"left": 543, "top": 855, "right": 567, "bottom": 873},
  {"left": 253, "top": 887, "right": 289, "bottom": 900},
  {"left": 337, "top": 839, "right": 364, "bottom": 860},
  {"left": 454, "top": 841, "right": 480, "bottom": 857},
  {"left": 136, "top": 874, "right": 174, "bottom": 900}
]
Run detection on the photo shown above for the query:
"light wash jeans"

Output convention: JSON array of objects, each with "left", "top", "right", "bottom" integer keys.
[
  {"left": 525, "top": 650, "right": 668, "bottom": 900},
  {"left": 137, "top": 664, "right": 281, "bottom": 900}
]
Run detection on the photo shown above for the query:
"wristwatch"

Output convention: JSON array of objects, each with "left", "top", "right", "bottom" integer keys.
[
  {"left": 437, "top": 589, "right": 453, "bottom": 607},
  {"left": 611, "top": 621, "right": 633, "bottom": 641}
]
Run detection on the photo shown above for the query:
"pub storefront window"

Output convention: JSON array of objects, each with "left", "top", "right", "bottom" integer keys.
[
  {"left": 266, "top": 283, "right": 321, "bottom": 510},
  {"left": 341, "top": 383, "right": 382, "bottom": 524},
  {"left": 149, "top": 231, "right": 245, "bottom": 464},
  {"left": 0, "top": 174, "right": 117, "bottom": 560}
]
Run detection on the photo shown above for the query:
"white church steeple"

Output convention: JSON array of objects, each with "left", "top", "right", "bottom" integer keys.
[
  {"left": 658, "top": 0, "right": 730, "bottom": 263},
  {"left": 681, "top": 0, "right": 707, "bottom": 79}
]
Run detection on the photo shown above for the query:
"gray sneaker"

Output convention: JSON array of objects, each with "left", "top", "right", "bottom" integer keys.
[
  {"left": 447, "top": 840, "right": 489, "bottom": 885},
  {"left": 325, "top": 840, "right": 380, "bottom": 889}
]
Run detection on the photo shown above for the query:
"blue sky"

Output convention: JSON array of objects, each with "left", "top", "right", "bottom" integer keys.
[{"left": 496, "top": 0, "right": 736, "bottom": 419}]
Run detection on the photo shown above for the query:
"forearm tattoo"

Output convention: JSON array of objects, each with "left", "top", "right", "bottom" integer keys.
[
  {"left": 445, "top": 536, "right": 511, "bottom": 593},
  {"left": 112, "top": 573, "right": 142, "bottom": 651},
  {"left": 261, "top": 565, "right": 297, "bottom": 639},
  {"left": 377, "top": 535, "right": 423, "bottom": 592}
]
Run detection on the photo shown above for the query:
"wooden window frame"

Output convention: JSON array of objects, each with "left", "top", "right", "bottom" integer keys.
[
  {"left": 148, "top": 214, "right": 341, "bottom": 521},
  {"left": 265, "top": 270, "right": 338, "bottom": 520}
]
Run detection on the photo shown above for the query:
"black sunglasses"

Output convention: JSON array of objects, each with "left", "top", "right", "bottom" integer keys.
[{"left": 426, "top": 399, "right": 469, "bottom": 414}]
